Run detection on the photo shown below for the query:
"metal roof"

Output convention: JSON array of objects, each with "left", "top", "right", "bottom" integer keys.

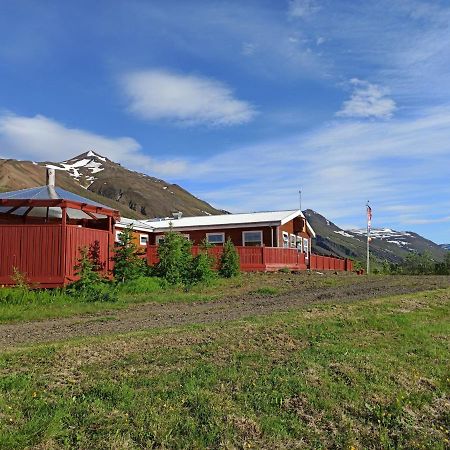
[
  {"left": 0, "top": 185, "right": 115, "bottom": 220},
  {"left": 141, "top": 209, "right": 316, "bottom": 237}
]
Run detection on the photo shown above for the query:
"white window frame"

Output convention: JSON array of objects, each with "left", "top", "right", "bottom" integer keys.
[
  {"left": 115, "top": 230, "right": 123, "bottom": 242},
  {"left": 139, "top": 234, "right": 148, "bottom": 246},
  {"left": 242, "top": 230, "right": 263, "bottom": 247},
  {"left": 182, "top": 234, "right": 190, "bottom": 240},
  {"left": 303, "top": 238, "right": 309, "bottom": 255},
  {"left": 282, "top": 231, "right": 289, "bottom": 248},
  {"left": 297, "top": 236, "right": 303, "bottom": 252},
  {"left": 290, "top": 234, "right": 296, "bottom": 248},
  {"left": 206, "top": 232, "right": 225, "bottom": 245}
]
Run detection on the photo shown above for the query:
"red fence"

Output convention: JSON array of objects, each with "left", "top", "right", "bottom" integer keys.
[
  {"left": 147, "top": 245, "right": 351, "bottom": 272},
  {"left": 309, "top": 254, "right": 353, "bottom": 272},
  {"left": 0, "top": 224, "right": 113, "bottom": 287}
]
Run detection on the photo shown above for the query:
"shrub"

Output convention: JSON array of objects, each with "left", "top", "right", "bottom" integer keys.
[
  {"left": 68, "top": 246, "right": 118, "bottom": 303},
  {"left": 188, "top": 251, "right": 216, "bottom": 286},
  {"left": 218, "top": 238, "right": 240, "bottom": 278},
  {"left": 401, "top": 251, "right": 435, "bottom": 275},
  {"left": 157, "top": 230, "right": 193, "bottom": 285},
  {"left": 113, "top": 225, "right": 146, "bottom": 283}
]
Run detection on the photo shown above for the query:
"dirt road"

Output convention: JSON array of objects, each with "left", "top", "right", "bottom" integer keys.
[{"left": 1, "top": 275, "right": 449, "bottom": 349}]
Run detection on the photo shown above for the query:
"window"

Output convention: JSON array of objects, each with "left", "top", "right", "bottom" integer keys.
[
  {"left": 115, "top": 230, "right": 123, "bottom": 242},
  {"left": 243, "top": 230, "right": 263, "bottom": 247},
  {"left": 206, "top": 232, "right": 225, "bottom": 245},
  {"left": 139, "top": 234, "right": 148, "bottom": 246},
  {"left": 297, "top": 236, "right": 303, "bottom": 252},
  {"left": 282, "top": 231, "right": 289, "bottom": 248},
  {"left": 290, "top": 234, "right": 296, "bottom": 248},
  {"left": 303, "top": 238, "right": 309, "bottom": 255}
]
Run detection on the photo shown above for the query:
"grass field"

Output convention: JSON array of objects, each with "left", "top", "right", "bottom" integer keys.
[{"left": 0, "top": 287, "right": 449, "bottom": 449}]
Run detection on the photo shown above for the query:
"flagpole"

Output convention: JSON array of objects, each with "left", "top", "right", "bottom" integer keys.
[{"left": 366, "top": 201, "right": 370, "bottom": 275}]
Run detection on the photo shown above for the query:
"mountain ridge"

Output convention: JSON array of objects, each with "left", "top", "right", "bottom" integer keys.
[
  {"left": 0, "top": 151, "right": 223, "bottom": 219},
  {"left": 304, "top": 209, "right": 447, "bottom": 263}
]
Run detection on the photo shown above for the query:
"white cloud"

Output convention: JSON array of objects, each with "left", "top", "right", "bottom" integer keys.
[
  {"left": 336, "top": 79, "right": 396, "bottom": 119},
  {"left": 288, "top": 0, "right": 320, "bottom": 19},
  {"left": 121, "top": 69, "right": 257, "bottom": 126},
  {"left": 0, "top": 113, "right": 187, "bottom": 177},
  {"left": 173, "top": 106, "right": 450, "bottom": 234}
]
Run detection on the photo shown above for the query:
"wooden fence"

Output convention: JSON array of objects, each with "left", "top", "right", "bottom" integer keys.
[
  {"left": 0, "top": 224, "right": 112, "bottom": 287},
  {"left": 147, "top": 245, "right": 352, "bottom": 272}
]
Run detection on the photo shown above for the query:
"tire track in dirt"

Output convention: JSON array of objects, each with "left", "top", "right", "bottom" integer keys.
[{"left": 1, "top": 276, "right": 449, "bottom": 349}]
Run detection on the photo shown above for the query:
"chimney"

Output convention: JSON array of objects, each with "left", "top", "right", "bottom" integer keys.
[
  {"left": 172, "top": 211, "right": 183, "bottom": 220},
  {"left": 46, "top": 168, "right": 56, "bottom": 187}
]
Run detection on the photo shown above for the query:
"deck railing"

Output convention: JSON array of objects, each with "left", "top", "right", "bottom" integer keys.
[{"left": 147, "top": 245, "right": 352, "bottom": 272}]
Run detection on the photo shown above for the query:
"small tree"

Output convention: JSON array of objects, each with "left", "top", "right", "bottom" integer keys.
[
  {"left": 69, "top": 246, "right": 117, "bottom": 302},
  {"left": 72, "top": 246, "right": 102, "bottom": 290},
  {"left": 156, "top": 230, "right": 192, "bottom": 285},
  {"left": 187, "top": 239, "right": 216, "bottom": 286},
  {"left": 113, "top": 225, "right": 145, "bottom": 283},
  {"left": 219, "top": 238, "right": 240, "bottom": 278}
]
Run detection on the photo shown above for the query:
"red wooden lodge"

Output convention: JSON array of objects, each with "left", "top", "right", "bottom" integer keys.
[
  {"left": 0, "top": 169, "right": 118, "bottom": 288},
  {"left": 1, "top": 170, "right": 353, "bottom": 288}
]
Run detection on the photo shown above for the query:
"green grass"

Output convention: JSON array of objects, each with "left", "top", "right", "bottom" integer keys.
[
  {"left": 0, "top": 277, "right": 236, "bottom": 324},
  {"left": 0, "top": 288, "right": 449, "bottom": 448}
]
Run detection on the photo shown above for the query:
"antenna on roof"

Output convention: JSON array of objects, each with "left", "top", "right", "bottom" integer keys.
[{"left": 46, "top": 168, "right": 56, "bottom": 187}]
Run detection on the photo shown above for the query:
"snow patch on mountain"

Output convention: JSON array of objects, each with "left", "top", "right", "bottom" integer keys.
[
  {"left": 348, "top": 228, "right": 415, "bottom": 249},
  {"left": 44, "top": 151, "right": 106, "bottom": 187},
  {"left": 334, "top": 230, "right": 353, "bottom": 238}
]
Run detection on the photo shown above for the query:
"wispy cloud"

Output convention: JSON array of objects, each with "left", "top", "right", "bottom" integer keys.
[
  {"left": 288, "top": 0, "right": 320, "bottom": 19},
  {"left": 172, "top": 106, "right": 450, "bottom": 233},
  {"left": 121, "top": 69, "right": 257, "bottom": 126},
  {"left": 336, "top": 79, "right": 396, "bottom": 119},
  {"left": 0, "top": 113, "right": 187, "bottom": 176}
]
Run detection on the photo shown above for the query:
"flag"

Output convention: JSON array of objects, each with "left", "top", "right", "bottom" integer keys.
[{"left": 367, "top": 204, "right": 372, "bottom": 231}]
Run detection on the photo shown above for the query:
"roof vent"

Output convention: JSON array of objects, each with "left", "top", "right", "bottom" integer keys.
[
  {"left": 46, "top": 168, "right": 56, "bottom": 187},
  {"left": 172, "top": 211, "right": 183, "bottom": 220}
]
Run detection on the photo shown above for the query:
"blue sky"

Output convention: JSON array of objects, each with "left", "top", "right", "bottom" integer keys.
[{"left": 0, "top": 0, "right": 449, "bottom": 243}]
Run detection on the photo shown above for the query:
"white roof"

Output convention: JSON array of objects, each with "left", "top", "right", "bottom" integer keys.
[
  {"left": 116, "top": 217, "right": 154, "bottom": 233},
  {"left": 142, "top": 209, "right": 316, "bottom": 237}
]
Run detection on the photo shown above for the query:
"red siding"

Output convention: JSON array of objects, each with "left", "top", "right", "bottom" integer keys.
[
  {"left": 64, "top": 226, "right": 111, "bottom": 280},
  {"left": 0, "top": 224, "right": 64, "bottom": 285},
  {"left": 0, "top": 224, "right": 113, "bottom": 287}
]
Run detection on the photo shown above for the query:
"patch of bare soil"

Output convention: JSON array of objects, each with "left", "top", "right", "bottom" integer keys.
[{"left": 0, "top": 275, "right": 449, "bottom": 349}]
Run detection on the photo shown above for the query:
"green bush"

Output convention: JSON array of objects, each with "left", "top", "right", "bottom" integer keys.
[
  {"left": 218, "top": 238, "right": 240, "bottom": 278},
  {"left": 113, "top": 225, "right": 146, "bottom": 283},
  {"left": 68, "top": 246, "right": 118, "bottom": 303},
  {"left": 188, "top": 252, "right": 216, "bottom": 286},
  {"left": 157, "top": 230, "right": 193, "bottom": 285}
]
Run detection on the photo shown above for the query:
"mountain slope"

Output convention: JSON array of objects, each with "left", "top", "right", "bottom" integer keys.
[
  {"left": 304, "top": 209, "right": 447, "bottom": 263},
  {"left": 0, "top": 151, "right": 223, "bottom": 219},
  {"left": 440, "top": 244, "right": 450, "bottom": 251}
]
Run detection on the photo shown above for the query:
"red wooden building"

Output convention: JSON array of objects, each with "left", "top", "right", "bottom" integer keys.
[
  {"left": 0, "top": 170, "right": 119, "bottom": 287},
  {"left": 143, "top": 210, "right": 316, "bottom": 255}
]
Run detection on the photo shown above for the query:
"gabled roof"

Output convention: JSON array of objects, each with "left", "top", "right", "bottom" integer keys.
[
  {"left": 0, "top": 185, "right": 117, "bottom": 220},
  {"left": 142, "top": 209, "right": 316, "bottom": 237}
]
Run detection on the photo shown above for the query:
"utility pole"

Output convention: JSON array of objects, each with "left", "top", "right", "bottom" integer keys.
[{"left": 366, "top": 201, "right": 372, "bottom": 275}]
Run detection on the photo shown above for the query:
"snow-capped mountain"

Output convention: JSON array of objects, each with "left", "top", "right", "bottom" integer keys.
[
  {"left": 304, "top": 209, "right": 447, "bottom": 263},
  {"left": 1, "top": 151, "right": 222, "bottom": 219}
]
